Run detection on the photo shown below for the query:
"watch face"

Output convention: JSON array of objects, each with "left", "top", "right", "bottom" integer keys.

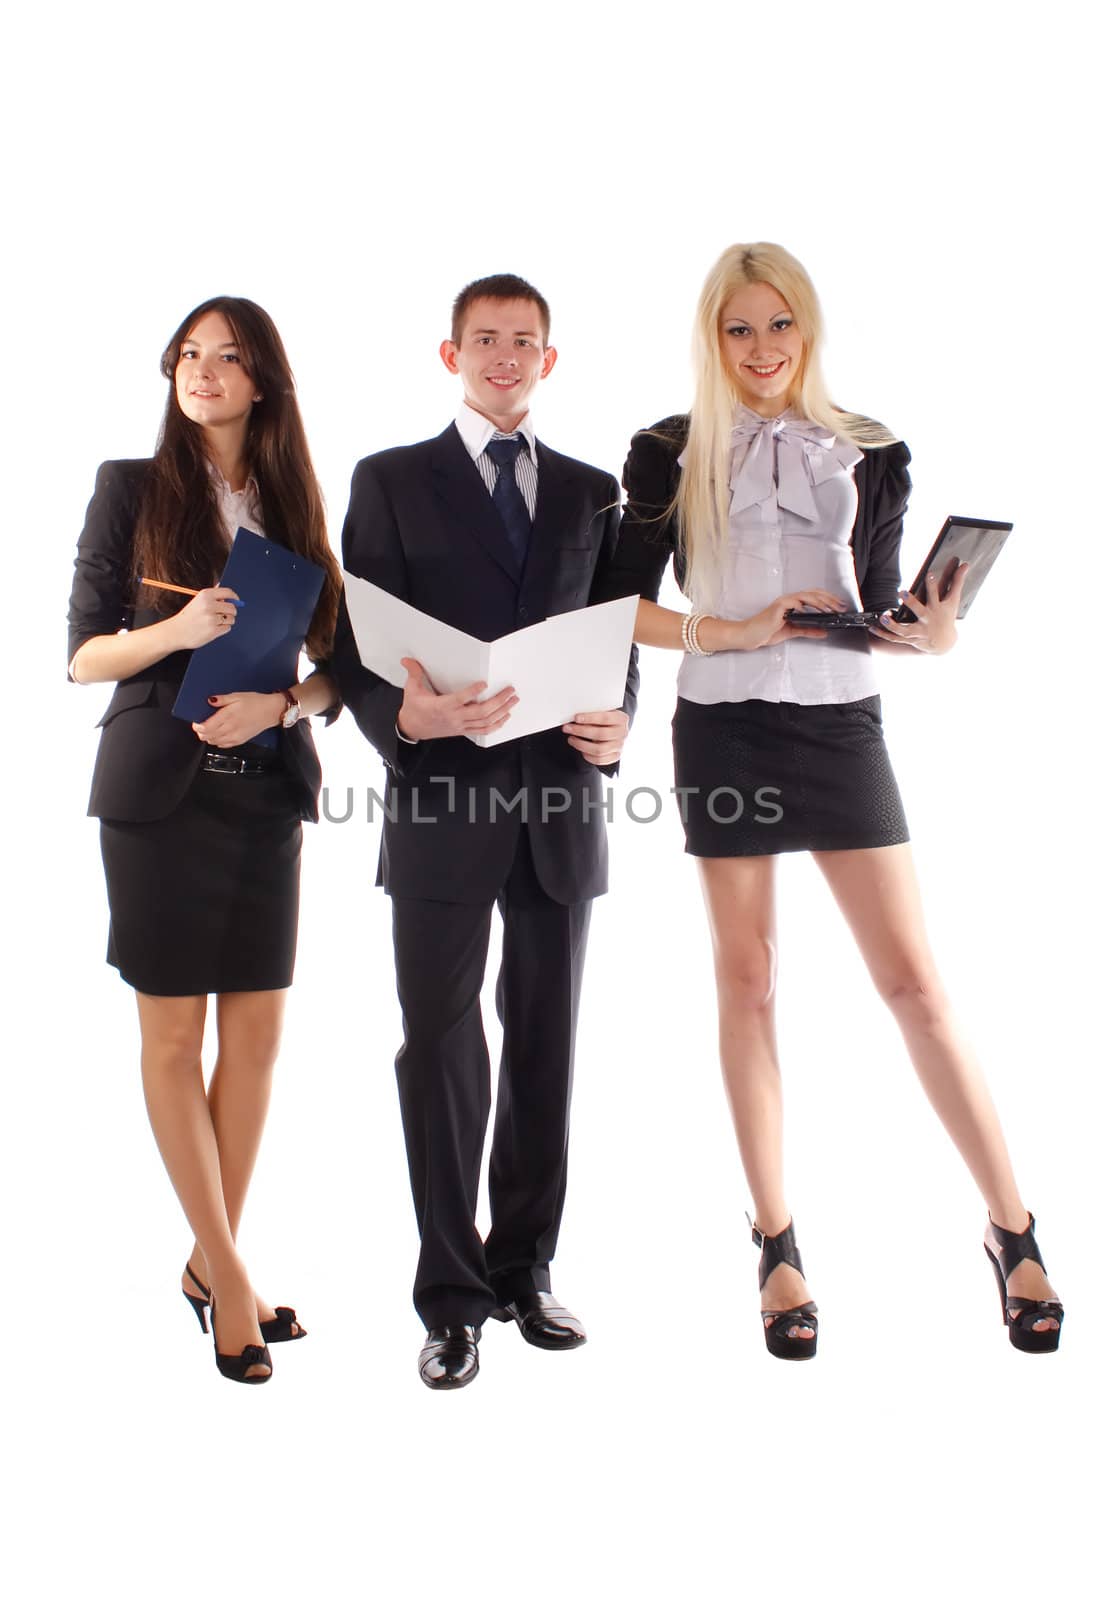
[{"left": 282, "top": 703, "right": 301, "bottom": 728}]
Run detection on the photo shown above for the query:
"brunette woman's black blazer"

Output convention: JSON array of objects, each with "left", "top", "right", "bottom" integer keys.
[
  {"left": 603, "top": 414, "right": 913, "bottom": 614},
  {"left": 67, "top": 459, "right": 333, "bottom": 824}
]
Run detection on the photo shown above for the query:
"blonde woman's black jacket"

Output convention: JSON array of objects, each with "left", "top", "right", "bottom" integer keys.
[
  {"left": 603, "top": 414, "right": 912, "bottom": 614},
  {"left": 67, "top": 459, "right": 334, "bottom": 824}
]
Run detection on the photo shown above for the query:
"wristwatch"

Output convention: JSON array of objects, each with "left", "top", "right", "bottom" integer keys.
[{"left": 279, "top": 688, "right": 302, "bottom": 729}]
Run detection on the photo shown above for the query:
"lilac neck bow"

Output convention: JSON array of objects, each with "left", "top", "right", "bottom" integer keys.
[{"left": 728, "top": 410, "right": 862, "bottom": 522}]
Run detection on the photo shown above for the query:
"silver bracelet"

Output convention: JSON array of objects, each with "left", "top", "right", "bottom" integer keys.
[{"left": 682, "top": 612, "right": 715, "bottom": 656}]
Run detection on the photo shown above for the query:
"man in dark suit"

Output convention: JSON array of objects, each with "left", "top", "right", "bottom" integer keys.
[{"left": 334, "top": 273, "right": 637, "bottom": 1388}]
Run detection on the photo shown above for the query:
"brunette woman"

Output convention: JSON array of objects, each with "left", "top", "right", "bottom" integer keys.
[
  {"left": 68, "top": 296, "right": 341, "bottom": 1384},
  {"left": 602, "top": 243, "right": 1062, "bottom": 1359}
]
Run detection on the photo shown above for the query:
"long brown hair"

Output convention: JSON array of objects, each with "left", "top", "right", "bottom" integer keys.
[{"left": 132, "top": 295, "right": 340, "bottom": 659}]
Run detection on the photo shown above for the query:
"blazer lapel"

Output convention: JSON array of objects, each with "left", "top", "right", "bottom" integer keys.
[
  {"left": 429, "top": 423, "right": 523, "bottom": 585},
  {"left": 523, "top": 442, "right": 586, "bottom": 582}
]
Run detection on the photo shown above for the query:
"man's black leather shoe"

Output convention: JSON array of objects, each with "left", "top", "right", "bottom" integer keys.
[
  {"left": 418, "top": 1325, "right": 481, "bottom": 1389},
  {"left": 491, "top": 1292, "right": 587, "bottom": 1350}
]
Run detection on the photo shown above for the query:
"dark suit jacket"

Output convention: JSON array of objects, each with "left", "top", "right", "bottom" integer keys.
[
  {"left": 67, "top": 459, "right": 333, "bottom": 824},
  {"left": 332, "top": 423, "right": 640, "bottom": 905},
  {"left": 604, "top": 414, "right": 913, "bottom": 615}
]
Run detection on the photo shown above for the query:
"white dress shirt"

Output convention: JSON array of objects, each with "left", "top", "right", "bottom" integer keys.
[
  {"left": 211, "top": 467, "right": 266, "bottom": 542},
  {"left": 678, "top": 408, "right": 879, "bottom": 706},
  {"left": 455, "top": 402, "right": 538, "bottom": 518}
]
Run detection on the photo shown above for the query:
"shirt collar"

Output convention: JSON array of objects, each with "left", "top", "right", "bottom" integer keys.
[
  {"left": 207, "top": 460, "right": 260, "bottom": 501},
  {"left": 456, "top": 401, "right": 538, "bottom": 463}
]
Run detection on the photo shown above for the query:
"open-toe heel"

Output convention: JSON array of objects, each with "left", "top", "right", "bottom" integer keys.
[
  {"left": 182, "top": 1263, "right": 211, "bottom": 1334},
  {"left": 749, "top": 1214, "right": 818, "bottom": 1362},
  {"left": 209, "top": 1301, "right": 273, "bottom": 1385},
  {"left": 184, "top": 1264, "right": 305, "bottom": 1344},
  {"left": 260, "top": 1306, "right": 307, "bottom": 1344},
  {"left": 983, "top": 1213, "right": 1063, "bottom": 1354}
]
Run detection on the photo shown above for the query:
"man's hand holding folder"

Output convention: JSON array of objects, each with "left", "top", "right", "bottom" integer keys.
[
  {"left": 396, "top": 659, "right": 518, "bottom": 742},
  {"left": 343, "top": 572, "right": 637, "bottom": 752}
]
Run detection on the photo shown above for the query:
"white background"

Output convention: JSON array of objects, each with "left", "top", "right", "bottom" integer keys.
[{"left": 4, "top": 2, "right": 1093, "bottom": 1595}]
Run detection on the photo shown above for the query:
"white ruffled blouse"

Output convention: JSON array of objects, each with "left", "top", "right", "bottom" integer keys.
[{"left": 678, "top": 407, "right": 878, "bottom": 706}]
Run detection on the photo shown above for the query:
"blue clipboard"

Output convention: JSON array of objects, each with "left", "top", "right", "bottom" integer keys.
[{"left": 173, "top": 528, "right": 326, "bottom": 750}]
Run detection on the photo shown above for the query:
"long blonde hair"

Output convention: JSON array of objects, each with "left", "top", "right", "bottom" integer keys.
[{"left": 676, "top": 242, "right": 893, "bottom": 604}]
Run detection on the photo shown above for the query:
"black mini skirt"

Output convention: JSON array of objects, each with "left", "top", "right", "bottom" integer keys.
[
  {"left": 671, "top": 695, "right": 910, "bottom": 858},
  {"left": 100, "top": 764, "right": 302, "bottom": 996}
]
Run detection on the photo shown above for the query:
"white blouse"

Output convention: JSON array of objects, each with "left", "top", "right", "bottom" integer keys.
[
  {"left": 678, "top": 408, "right": 879, "bottom": 707},
  {"left": 212, "top": 469, "right": 266, "bottom": 542}
]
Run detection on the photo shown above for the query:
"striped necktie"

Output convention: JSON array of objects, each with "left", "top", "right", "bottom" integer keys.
[{"left": 484, "top": 435, "right": 532, "bottom": 566}]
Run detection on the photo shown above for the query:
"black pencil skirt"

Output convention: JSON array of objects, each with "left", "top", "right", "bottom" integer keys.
[
  {"left": 100, "top": 765, "right": 302, "bottom": 996},
  {"left": 671, "top": 694, "right": 910, "bottom": 858}
]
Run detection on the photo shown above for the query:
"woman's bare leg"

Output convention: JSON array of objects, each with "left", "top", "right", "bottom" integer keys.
[
  {"left": 183, "top": 989, "right": 299, "bottom": 1332},
  {"left": 814, "top": 843, "right": 1057, "bottom": 1328},
  {"left": 137, "top": 992, "right": 270, "bottom": 1374},
  {"left": 697, "top": 855, "right": 813, "bottom": 1338}
]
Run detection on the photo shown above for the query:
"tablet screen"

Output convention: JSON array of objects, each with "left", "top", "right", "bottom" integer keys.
[{"left": 907, "top": 516, "right": 1013, "bottom": 620}]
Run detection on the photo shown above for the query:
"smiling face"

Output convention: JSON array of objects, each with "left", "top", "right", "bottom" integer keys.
[
  {"left": 174, "top": 311, "right": 261, "bottom": 433},
  {"left": 440, "top": 297, "right": 557, "bottom": 432},
  {"left": 719, "top": 281, "right": 805, "bottom": 417}
]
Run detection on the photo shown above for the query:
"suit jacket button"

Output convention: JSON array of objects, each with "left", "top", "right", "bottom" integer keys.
[{"left": 518, "top": 606, "right": 529, "bottom": 620}]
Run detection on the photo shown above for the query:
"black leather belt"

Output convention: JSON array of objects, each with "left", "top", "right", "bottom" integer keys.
[{"left": 202, "top": 749, "right": 283, "bottom": 776}]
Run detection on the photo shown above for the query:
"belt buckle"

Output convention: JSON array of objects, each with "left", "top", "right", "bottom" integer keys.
[{"left": 203, "top": 747, "right": 277, "bottom": 776}]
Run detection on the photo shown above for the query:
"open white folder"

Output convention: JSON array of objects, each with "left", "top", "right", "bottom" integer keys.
[{"left": 343, "top": 572, "right": 639, "bottom": 749}]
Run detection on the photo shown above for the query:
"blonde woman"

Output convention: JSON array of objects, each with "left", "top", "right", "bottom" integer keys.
[{"left": 606, "top": 242, "right": 1061, "bottom": 1359}]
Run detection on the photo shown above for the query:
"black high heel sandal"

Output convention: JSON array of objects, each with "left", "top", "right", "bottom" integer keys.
[
  {"left": 260, "top": 1306, "right": 308, "bottom": 1343},
  {"left": 983, "top": 1213, "right": 1064, "bottom": 1354},
  {"left": 209, "top": 1300, "right": 273, "bottom": 1386},
  {"left": 749, "top": 1214, "right": 819, "bottom": 1361},
  {"left": 182, "top": 1262, "right": 307, "bottom": 1344}
]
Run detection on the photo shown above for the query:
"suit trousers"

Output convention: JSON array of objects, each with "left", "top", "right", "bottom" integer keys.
[{"left": 390, "top": 827, "right": 592, "bottom": 1329}]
